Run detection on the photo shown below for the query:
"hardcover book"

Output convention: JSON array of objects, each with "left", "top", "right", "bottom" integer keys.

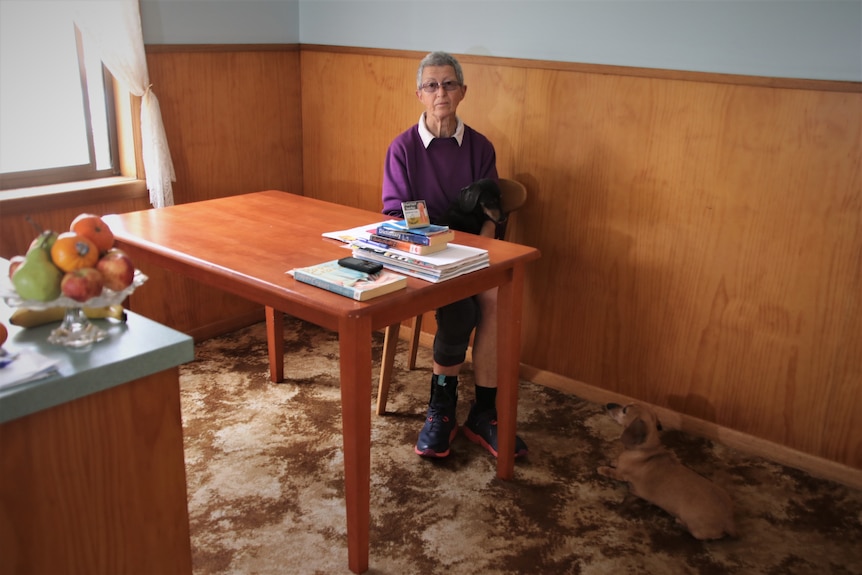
[
  {"left": 380, "top": 220, "right": 450, "bottom": 235},
  {"left": 365, "top": 234, "right": 449, "bottom": 255},
  {"left": 375, "top": 223, "right": 455, "bottom": 246},
  {"left": 322, "top": 220, "right": 452, "bottom": 246},
  {"left": 291, "top": 260, "right": 407, "bottom": 301}
]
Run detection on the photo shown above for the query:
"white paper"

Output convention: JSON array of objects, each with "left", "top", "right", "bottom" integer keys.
[
  {"left": 322, "top": 222, "right": 389, "bottom": 244},
  {"left": 0, "top": 350, "right": 60, "bottom": 390}
]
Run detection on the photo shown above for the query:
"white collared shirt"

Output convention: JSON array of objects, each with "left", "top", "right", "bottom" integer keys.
[{"left": 418, "top": 113, "right": 464, "bottom": 149}]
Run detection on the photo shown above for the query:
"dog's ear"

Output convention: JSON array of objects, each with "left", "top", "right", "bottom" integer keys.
[
  {"left": 475, "top": 178, "right": 502, "bottom": 208},
  {"left": 459, "top": 179, "right": 501, "bottom": 213},
  {"left": 621, "top": 418, "right": 649, "bottom": 449},
  {"left": 458, "top": 184, "right": 482, "bottom": 213}
]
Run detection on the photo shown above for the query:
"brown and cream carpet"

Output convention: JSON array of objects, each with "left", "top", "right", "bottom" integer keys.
[{"left": 179, "top": 316, "right": 862, "bottom": 575}]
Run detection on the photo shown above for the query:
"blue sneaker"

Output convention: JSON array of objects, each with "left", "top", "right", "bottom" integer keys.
[
  {"left": 414, "top": 403, "right": 458, "bottom": 458},
  {"left": 415, "top": 375, "right": 458, "bottom": 458},
  {"left": 463, "top": 402, "right": 528, "bottom": 459}
]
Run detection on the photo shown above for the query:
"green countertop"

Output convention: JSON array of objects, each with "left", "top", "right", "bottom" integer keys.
[{"left": 0, "top": 260, "right": 194, "bottom": 424}]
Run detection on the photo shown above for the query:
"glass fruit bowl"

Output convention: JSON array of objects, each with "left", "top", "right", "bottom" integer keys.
[{"left": 2, "top": 270, "right": 148, "bottom": 348}]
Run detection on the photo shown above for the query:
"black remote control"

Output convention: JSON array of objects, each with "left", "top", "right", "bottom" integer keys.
[{"left": 338, "top": 257, "right": 383, "bottom": 275}]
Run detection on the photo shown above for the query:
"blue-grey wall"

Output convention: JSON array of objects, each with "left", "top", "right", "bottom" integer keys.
[
  {"left": 140, "top": 0, "right": 862, "bottom": 82},
  {"left": 141, "top": 0, "right": 300, "bottom": 44}
]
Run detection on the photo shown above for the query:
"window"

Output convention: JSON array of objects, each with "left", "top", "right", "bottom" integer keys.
[{"left": 0, "top": 2, "right": 119, "bottom": 190}]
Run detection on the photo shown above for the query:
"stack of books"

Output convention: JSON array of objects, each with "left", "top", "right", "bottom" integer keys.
[
  {"left": 322, "top": 212, "right": 489, "bottom": 283},
  {"left": 369, "top": 221, "right": 455, "bottom": 255},
  {"left": 349, "top": 220, "right": 487, "bottom": 283},
  {"left": 350, "top": 241, "right": 489, "bottom": 283}
]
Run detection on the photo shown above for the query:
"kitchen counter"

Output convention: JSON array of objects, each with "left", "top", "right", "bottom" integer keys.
[
  {"left": 0, "top": 302, "right": 193, "bottom": 423},
  {"left": 0, "top": 257, "right": 196, "bottom": 575}
]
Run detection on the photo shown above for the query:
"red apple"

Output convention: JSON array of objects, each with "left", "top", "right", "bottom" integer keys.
[
  {"left": 97, "top": 249, "right": 135, "bottom": 291},
  {"left": 61, "top": 268, "right": 104, "bottom": 302},
  {"left": 8, "top": 255, "right": 25, "bottom": 279}
]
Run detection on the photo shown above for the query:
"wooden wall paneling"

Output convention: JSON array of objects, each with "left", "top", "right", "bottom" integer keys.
[
  {"left": 455, "top": 62, "right": 530, "bottom": 182},
  {"left": 682, "top": 87, "right": 861, "bottom": 462},
  {"left": 516, "top": 66, "right": 862, "bottom": 468},
  {"left": 0, "top": 198, "right": 151, "bottom": 258},
  {"left": 515, "top": 68, "right": 614, "bottom": 383},
  {"left": 138, "top": 48, "right": 306, "bottom": 337},
  {"left": 146, "top": 48, "right": 304, "bottom": 203},
  {"left": 299, "top": 51, "right": 419, "bottom": 211}
]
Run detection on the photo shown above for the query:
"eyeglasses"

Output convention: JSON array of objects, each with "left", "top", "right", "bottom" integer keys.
[{"left": 420, "top": 80, "right": 462, "bottom": 93}]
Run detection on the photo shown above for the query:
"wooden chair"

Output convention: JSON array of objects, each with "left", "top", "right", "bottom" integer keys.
[{"left": 375, "top": 177, "right": 528, "bottom": 415}]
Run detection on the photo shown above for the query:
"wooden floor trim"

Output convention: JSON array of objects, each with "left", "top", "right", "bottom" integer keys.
[
  {"left": 523, "top": 367, "right": 862, "bottom": 491},
  {"left": 400, "top": 326, "right": 861, "bottom": 490}
]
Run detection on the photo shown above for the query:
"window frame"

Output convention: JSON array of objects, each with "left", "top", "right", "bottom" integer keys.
[
  {"left": 0, "top": 80, "right": 146, "bottom": 218},
  {"left": 0, "top": 25, "right": 121, "bottom": 191}
]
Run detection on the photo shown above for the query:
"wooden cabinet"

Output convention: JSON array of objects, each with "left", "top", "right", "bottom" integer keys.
[{"left": 0, "top": 286, "right": 195, "bottom": 575}]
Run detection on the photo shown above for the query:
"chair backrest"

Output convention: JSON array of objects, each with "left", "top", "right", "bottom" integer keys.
[
  {"left": 498, "top": 178, "right": 528, "bottom": 241},
  {"left": 499, "top": 178, "right": 527, "bottom": 214}
]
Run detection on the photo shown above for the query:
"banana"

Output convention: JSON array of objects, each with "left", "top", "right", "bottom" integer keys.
[{"left": 9, "top": 304, "right": 127, "bottom": 328}]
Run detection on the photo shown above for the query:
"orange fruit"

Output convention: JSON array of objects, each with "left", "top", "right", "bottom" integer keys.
[
  {"left": 70, "top": 213, "right": 114, "bottom": 253},
  {"left": 50, "top": 232, "right": 100, "bottom": 272}
]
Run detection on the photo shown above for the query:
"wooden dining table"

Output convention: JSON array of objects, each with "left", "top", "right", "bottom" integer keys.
[{"left": 108, "top": 190, "right": 540, "bottom": 574}]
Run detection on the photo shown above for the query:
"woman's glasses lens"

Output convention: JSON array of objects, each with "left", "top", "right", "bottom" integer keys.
[{"left": 421, "top": 81, "right": 461, "bottom": 93}]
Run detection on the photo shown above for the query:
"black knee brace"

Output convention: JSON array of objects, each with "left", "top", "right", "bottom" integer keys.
[{"left": 432, "top": 296, "right": 480, "bottom": 366}]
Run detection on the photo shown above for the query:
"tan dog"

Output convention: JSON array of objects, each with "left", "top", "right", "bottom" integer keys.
[{"left": 597, "top": 403, "right": 737, "bottom": 540}]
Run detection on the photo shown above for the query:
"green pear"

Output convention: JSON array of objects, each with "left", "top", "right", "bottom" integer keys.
[
  {"left": 28, "top": 229, "right": 58, "bottom": 252},
  {"left": 12, "top": 231, "right": 63, "bottom": 301}
]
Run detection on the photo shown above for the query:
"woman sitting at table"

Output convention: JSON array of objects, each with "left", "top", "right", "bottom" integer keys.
[{"left": 381, "top": 51, "right": 528, "bottom": 460}]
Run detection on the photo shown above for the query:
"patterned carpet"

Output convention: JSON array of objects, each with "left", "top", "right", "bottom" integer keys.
[{"left": 179, "top": 316, "right": 862, "bottom": 575}]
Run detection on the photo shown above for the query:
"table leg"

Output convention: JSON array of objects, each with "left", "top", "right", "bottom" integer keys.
[
  {"left": 496, "top": 265, "right": 525, "bottom": 480},
  {"left": 376, "top": 322, "right": 400, "bottom": 415},
  {"left": 265, "top": 306, "right": 285, "bottom": 383},
  {"left": 338, "top": 315, "right": 373, "bottom": 574}
]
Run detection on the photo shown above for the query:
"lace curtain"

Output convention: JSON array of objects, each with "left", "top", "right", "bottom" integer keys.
[{"left": 73, "top": 0, "right": 175, "bottom": 208}]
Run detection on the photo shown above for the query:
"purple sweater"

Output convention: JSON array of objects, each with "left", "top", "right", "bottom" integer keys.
[{"left": 382, "top": 123, "right": 498, "bottom": 221}]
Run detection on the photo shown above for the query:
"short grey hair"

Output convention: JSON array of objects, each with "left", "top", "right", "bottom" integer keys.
[{"left": 416, "top": 51, "right": 464, "bottom": 89}]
